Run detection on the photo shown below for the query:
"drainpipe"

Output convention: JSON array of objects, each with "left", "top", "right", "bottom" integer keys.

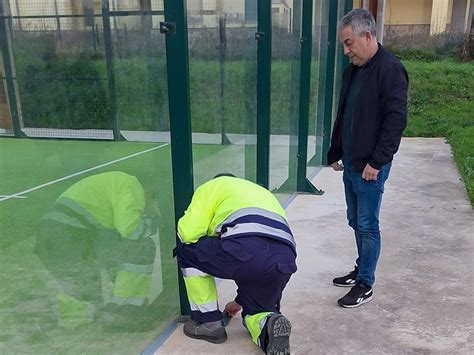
[{"left": 376, "top": 0, "right": 385, "bottom": 44}]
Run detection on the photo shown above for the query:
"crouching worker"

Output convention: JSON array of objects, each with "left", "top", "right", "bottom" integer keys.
[
  {"left": 35, "top": 171, "right": 161, "bottom": 329},
  {"left": 176, "top": 174, "right": 297, "bottom": 354}
]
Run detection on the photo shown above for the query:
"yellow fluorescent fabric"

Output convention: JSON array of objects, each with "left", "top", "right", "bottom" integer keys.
[
  {"left": 112, "top": 270, "right": 151, "bottom": 299},
  {"left": 61, "top": 171, "right": 145, "bottom": 239},
  {"left": 183, "top": 275, "right": 218, "bottom": 304},
  {"left": 57, "top": 293, "right": 94, "bottom": 328},
  {"left": 245, "top": 312, "right": 273, "bottom": 344},
  {"left": 178, "top": 176, "right": 287, "bottom": 244},
  {"left": 58, "top": 293, "right": 87, "bottom": 317}
]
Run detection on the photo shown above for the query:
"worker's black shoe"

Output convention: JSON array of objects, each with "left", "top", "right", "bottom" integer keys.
[
  {"left": 333, "top": 266, "right": 358, "bottom": 287},
  {"left": 183, "top": 319, "right": 227, "bottom": 344},
  {"left": 265, "top": 313, "right": 291, "bottom": 355},
  {"left": 338, "top": 283, "right": 373, "bottom": 308}
]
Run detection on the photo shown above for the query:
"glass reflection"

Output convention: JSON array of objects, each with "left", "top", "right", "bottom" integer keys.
[{"left": 35, "top": 171, "right": 163, "bottom": 329}]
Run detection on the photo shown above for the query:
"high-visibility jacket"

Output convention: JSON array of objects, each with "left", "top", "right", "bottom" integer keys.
[
  {"left": 57, "top": 171, "right": 151, "bottom": 240},
  {"left": 177, "top": 176, "right": 295, "bottom": 253}
]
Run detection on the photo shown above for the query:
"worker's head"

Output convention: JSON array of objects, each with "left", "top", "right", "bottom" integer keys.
[
  {"left": 338, "top": 8, "right": 378, "bottom": 67},
  {"left": 214, "top": 173, "right": 236, "bottom": 179}
]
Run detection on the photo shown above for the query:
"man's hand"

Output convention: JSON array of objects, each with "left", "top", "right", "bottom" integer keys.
[
  {"left": 362, "top": 163, "right": 379, "bottom": 181},
  {"left": 223, "top": 301, "right": 242, "bottom": 316},
  {"left": 330, "top": 162, "right": 344, "bottom": 171}
]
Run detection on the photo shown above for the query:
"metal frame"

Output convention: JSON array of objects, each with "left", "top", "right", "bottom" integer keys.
[
  {"left": 101, "top": 0, "right": 124, "bottom": 141},
  {"left": 295, "top": 0, "right": 323, "bottom": 194},
  {"left": 162, "top": 0, "right": 193, "bottom": 317},
  {"left": 256, "top": 0, "right": 272, "bottom": 188},
  {"left": 0, "top": 0, "right": 24, "bottom": 137},
  {"left": 333, "top": 0, "right": 353, "bottom": 121},
  {"left": 277, "top": 0, "right": 301, "bottom": 194},
  {"left": 309, "top": 0, "right": 330, "bottom": 168},
  {"left": 321, "top": 0, "right": 338, "bottom": 165}
]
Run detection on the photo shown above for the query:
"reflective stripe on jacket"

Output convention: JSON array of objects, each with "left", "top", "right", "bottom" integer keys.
[
  {"left": 177, "top": 177, "right": 294, "bottom": 250},
  {"left": 217, "top": 207, "right": 295, "bottom": 254}
]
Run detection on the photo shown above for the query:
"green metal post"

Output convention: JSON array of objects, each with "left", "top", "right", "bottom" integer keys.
[
  {"left": 296, "top": 0, "right": 323, "bottom": 194},
  {"left": 54, "top": 0, "right": 62, "bottom": 46},
  {"left": 277, "top": 0, "right": 301, "bottom": 194},
  {"left": 141, "top": 0, "right": 161, "bottom": 131},
  {"left": 218, "top": 15, "right": 230, "bottom": 145},
  {"left": 256, "top": 0, "right": 271, "bottom": 188},
  {"left": 162, "top": 0, "right": 193, "bottom": 318},
  {"left": 243, "top": 30, "right": 257, "bottom": 182},
  {"left": 333, "top": 0, "right": 352, "bottom": 119},
  {"left": 310, "top": 0, "right": 329, "bottom": 168},
  {"left": 341, "top": 0, "right": 352, "bottom": 69},
  {"left": 102, "top": 0, "right": 123, "bottom": 141},
  {"left": 0, "top": 2, "right": 24, "bottom": 137},
  {"left": 321, "top": 0, "right": 338, "bottom": 165}
]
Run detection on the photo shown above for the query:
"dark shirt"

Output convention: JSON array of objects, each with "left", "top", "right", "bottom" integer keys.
[
  {"left": 327, "top": 44, "right": 409, "bottom": 172},
  {"left": 342, "top": 66, "right": 363, "bottom": 161}
]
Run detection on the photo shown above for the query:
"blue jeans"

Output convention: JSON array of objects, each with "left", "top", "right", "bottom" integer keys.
[{"left": 342, "top": 159, "right": 391, "bottom": 287}]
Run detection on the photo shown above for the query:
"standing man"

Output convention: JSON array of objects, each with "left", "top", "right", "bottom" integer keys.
[
  {"left": 176, "top": 174, "right": 296, "bottom": 354},
  {"left": 327, "top": 9, "right": 408, "bottom": 308}
]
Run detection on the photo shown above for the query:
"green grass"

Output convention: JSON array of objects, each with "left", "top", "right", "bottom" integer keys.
[
  {"left": 403, "top": 59, "right": 474, "bottom": 204},
  {"left": 15, "top": 56, "right": 302, "bottom": 135},
  {"left": 403, "top": 60, "right": 473, "bottom": 136},
  {"left": 0, "top": 139, "right": 180, "bottom": 353},
  {"left": 446, "top": 126, "right": 474, "bottom": 206}
]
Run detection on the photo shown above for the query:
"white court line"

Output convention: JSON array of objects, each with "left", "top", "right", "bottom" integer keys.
[
  {"left": 0, "top": 195, "right": 26, "bottom": 199},
  {"left": 0, "top": 143, "right": 169, "bottom": 203}
]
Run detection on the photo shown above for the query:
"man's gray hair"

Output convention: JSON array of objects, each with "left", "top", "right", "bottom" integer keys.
[{"left": 338, "top": 8, "right": 376, "bottom": 37}]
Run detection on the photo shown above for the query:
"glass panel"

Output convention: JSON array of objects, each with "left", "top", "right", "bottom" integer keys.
[
  {"left": 187, "top": 0, "right": 258, "bottom": 186},
  {"left": 111, "top": 14, "right": 169, "bottom": 138},
  {"left": 9, "top": 0, "right": 112, "bottom": 139},
  {"left": 307, "top": 0, "right": 328, "bottom": 178},
  {"left": 0, "top": 0, "right": 179, "bottom": 353},
  {"left": 269, "top": 0, "right": 301, "bottom": 202}
]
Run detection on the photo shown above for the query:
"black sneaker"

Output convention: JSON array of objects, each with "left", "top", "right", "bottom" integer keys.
[
  {"left": 333, "top": 267, "right": 358, "bottom": 287},
  {"left": 338, "top": 283, "right": 373, "bottom": 308}
]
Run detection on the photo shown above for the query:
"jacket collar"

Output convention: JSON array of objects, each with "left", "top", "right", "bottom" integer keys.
[{"left": 363, "top": 43, "right": 383, "bottom": 68}]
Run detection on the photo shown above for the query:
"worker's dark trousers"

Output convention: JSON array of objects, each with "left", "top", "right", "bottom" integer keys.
[{"left": 176, "top": 236, "right": 296, "bottom": 349}]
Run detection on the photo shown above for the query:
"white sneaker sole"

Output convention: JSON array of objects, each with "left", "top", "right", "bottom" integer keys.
[
  {"left": 333, "top": 281, "right": 356, "bottom": 287},
  {"left": 338, "top": 295, "right": 373, "bottom": 308}
]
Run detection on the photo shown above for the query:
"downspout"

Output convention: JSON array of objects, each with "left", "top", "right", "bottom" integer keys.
[{"left": 376, "top": 0, "right": 385, "bottom": 44}]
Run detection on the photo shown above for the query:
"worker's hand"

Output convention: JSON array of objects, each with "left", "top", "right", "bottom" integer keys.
[
  {"left": 362, "top": 163, "right": 379, "bottom": 181},
  {"left": 223, "top": 301, "right": 242, "bottom": 316},
  {"left": 330, "top": 161, "right": 344, "bottom": 171}
]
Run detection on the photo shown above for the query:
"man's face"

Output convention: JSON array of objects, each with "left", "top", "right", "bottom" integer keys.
[{"left": 339, "top": 25, "right": 372, "bottom": 67}]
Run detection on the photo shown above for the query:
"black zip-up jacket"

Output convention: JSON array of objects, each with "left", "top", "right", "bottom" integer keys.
[{"left": 327, "top": 44, "right": 409, "bottom": 172}]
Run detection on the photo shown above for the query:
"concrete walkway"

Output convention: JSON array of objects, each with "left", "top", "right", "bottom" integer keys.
[{"left": 154, "top": 138, "right": 474, "bottom": 354}]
